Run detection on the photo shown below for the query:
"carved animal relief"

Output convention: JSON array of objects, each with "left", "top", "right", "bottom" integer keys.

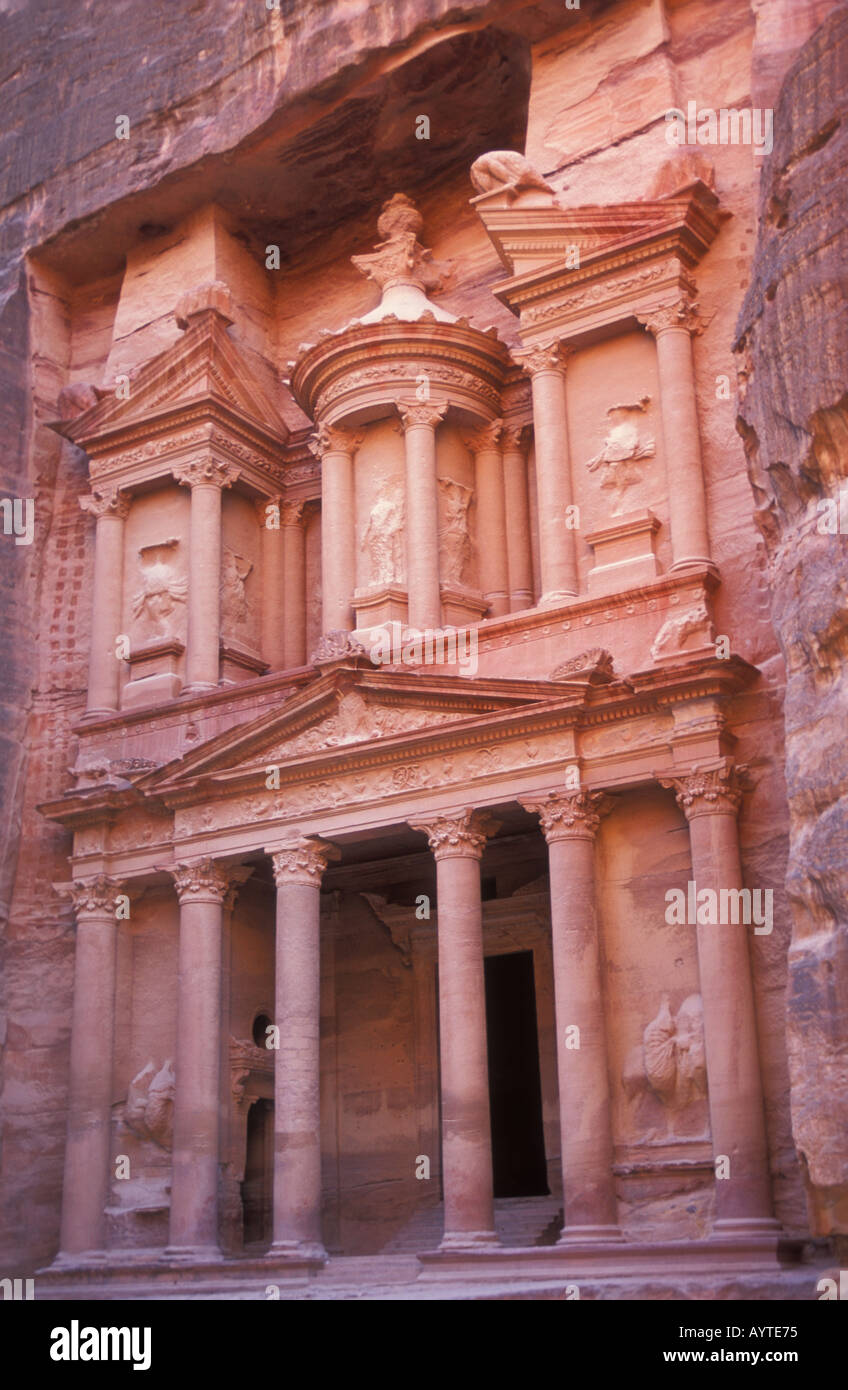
[
  {"left": 123, "top": 1059, "right": 175, "bottom": 1149},
  {"left": 622, "top": 995, "right": 708, "bottom": 1140}
]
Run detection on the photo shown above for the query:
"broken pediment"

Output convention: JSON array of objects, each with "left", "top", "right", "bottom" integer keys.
[
  {"left": 52, "top": 295, "right": 287, "bottom": 463},
  {"left": 139, "top": 666, "right": 563, "bottom": 799}
]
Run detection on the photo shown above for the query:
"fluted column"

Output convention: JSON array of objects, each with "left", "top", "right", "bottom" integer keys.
[
  {"left": 57, "top": 875, "right": 122, "bottom": 1259},
  {"left": 639, "top": 299, "right": 711, "bottom": 570},
  {"left": 79, "top": 488, "right": 131, "bottom": 717},
  {"left": 398, "top": 400, "right": 447, "bottom": 631},
  {"left": 515, "top": 343, "right": 577, "bottom": 602},
  {"left": 281, "top": 499, "right": 307, "bottom": 669},
  {"left": 409, "top": 809, "right": 501, "bottom": 1250},
  {"left": 174, "top": 459, "right": 239, "bottom": 693},
  {"left": 520, "top": 791, "right": 622, "bottom": 1242},
  {"left": 463, "top": 420, "right": 509, "bottom": 618},
  {"left": 256, "top": 495, "right": 286, "bottom": 672},
  {"left": 309, "top": 424, "right": 361, "bottom": 635},
  {"left": 269, "top": 837, "right": 340, "bottom": 1259},
  {"left": 659, "top": 763, "right": 777, "bottom": 1236},
  {"left": 502, "top": 424, "right": 534, "bottom": 610},
  {"left": 167, "top": 858, "right": 234, "bottom": 1256}
]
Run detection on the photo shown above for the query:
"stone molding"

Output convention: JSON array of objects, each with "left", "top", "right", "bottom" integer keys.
[
  {"left": 173, "top": 458, "right": 240, "bottom": 490},
  {"left": 79, "top": 487, "right": 131, "bottom": 521},
  {"left": 170, "top": 857, "right": 233, "bottom": 903},
  {"left": 519, "top": 790, "right": 612, "bottom": 841},
  {"left": 409, "top": 807, "right": 501, "bottom": 860},
  {"left": 658, "top": 761, "right": 749, "bottom": 819},
  {"left": 397, "top": 399, "right": 448, "bottom": 431},
  {"left": 270, "top": 837, "right": 340, "bottom": 886}
]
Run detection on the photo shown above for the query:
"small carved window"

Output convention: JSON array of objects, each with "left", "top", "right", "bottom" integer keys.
[{"left": 252, "top": 1013, "right": 272, "bottom": 1048}]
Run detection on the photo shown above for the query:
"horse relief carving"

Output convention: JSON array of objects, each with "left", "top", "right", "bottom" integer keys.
[
  {"left": 622, "top": 994, "right": 708, "bottom": 1140},
  {"left": 123, "top": 1058, "right": 175, "bottom": 1149}
]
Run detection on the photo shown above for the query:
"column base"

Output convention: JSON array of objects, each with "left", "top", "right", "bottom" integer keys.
[
  {"left": 78, "top": 708, "right": 118, "bottom": 722},
  {"left": 161, "top": 1244, "right": 222, "bottom": 1264},
  {"left": 538, "top": 589, "right": 578, "bottom": 607},
  {"left": 558, "top": 1224, "right": 626, "bottom": 1245},
  {"left": 179, "top": 682, "right": 220, "bottom": 698},
  {"left": 266, "top": 1239, "right": 327, "bottom": 1262},
  {"left": 50, "top": 1248, "right": 109, "bottom": 1269},
  {"left": 438, "top": 1229, "right": 501, "bottom": 1253},
  {"left": 710, "top": 1217, "right": 782, "bottom": 1240},
  {"left": 669, "top": 556, "right": 715, "bottom": 574}
]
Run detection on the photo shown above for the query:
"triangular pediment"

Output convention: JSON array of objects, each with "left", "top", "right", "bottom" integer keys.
[
  {"left": 141, "top": 665, "right": 570, "bottom": 799},
  {"left": 55, "top": 310, "right": 287, "bottom": 452}
]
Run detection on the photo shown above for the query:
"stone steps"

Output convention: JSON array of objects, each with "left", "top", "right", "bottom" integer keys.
[{"left": 382, "top": 1195, "right": 562, "bottom": 1254}]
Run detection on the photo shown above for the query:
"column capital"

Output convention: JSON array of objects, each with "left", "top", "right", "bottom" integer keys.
[
  {"left": 501, "top": 423, "right": 529, "bottom": 452},
  {"left": 173, "top": 458, "right": 240, "bottom": 490},
  {"left": 513, "top": 341, "right": 573, "bottom": 376},
  {"left": 397, "top": 399, "right": 448, "bottom": 432},
  {"left": 462, "top": 419, "right": 503, "bottom": 454},
  {"left": 638, "top": 296, "right": 701, "bottom": 338},
  {"left": 270, "top": 837, "right": 341, "bottom": 886},
  {"left": 280, "top": 497, "right": 307, "bottom": 527},
  {"left": 308, "top": 423, "right": 362, "bottom": 458},
  {"left": 170, "top": 858, "right": 235, "bottom": 904},
  {"left": 59, "top": 874, "right": 124, "bottom": 918},
  {"left": 254, "top": 494, "right": 282, "bottom": 526},
  {"left": 79, "top": 486, "right": 131, "bottom": 521},
  {"left": 658, "top": 760, "right": 750, "bottom": 819},
  {"left": 409, "top": 807, "right": 502, "bottom": 861},
  {"left": 520, "top": 790, "right": 612, "bottom": 841}
]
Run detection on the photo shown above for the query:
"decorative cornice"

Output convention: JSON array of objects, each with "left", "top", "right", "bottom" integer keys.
[
  {"left": 397, "top": 399, "right": 448, "bottom": 431},
  {"left": 270, "top": 837, "right": 340, "bottom": 886},
  {"left": 79, "top": 486, "right": 131, "bottom": 521},
  {"left": 173, "top": 459, "right": 240, "bottom": 490},
  {"left": 409, "top": 807, "right": 501, "bottom": 860},
  {"left": 170, "top": 858, "right": 234, "bottom": 903},
  {"left": 657, "top": 761, "right": 749, "bottom": 818},
  {"left": 519, "top": 790, "right": 612, "bottom": 841}
]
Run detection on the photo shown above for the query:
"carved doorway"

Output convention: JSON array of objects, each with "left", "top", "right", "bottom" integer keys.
[
  {"left": 484, "top": 950, "right": 548, "bottom": 1197},
  {"left": 241, "top": 1098, "right": 273, "bottom": 1248}
]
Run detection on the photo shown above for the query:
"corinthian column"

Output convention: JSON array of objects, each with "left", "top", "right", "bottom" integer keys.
[
  {"left": 281, "top": 499, "right": 307, "bottom": 668},
  {"left": 463, "top": 420, "right": 509, "bottom": 618},
  {"left": 502, "top": 425, "right": 534, "bottom": 611},
  {"left": 398, "top": 400, "right": 447, "bottom": 631},
  {"left": 167, "top": 858, "right": 236, "bottom": 1257},
  {"left": 659, "top": 762, "right": 777, "bottom": 1236},
  {"left": 174, "top": 459, "right": 239, "bottom": 693},
  {"left": 520, "top": 791, "right": 622, "bottom": 1242},
  {"left": 639, "top": 298, "right": 711, "bottom": 570},
  {"left": 269, "top": 837, "right": 340, "bottom": 1259},
  {"left": 514, "top": 343, "right": 577, "bottom": 602},
  {"left": 57, "top": 875, "right": 122, "bottom": 1259},
  {"left": 409, "top": 808, "right": 501, "bottom": 1250},
  {"left": 309, "top": 424, "right": 361, "bottom": 635},
  {"left": 79, "top": 488, "right": 131, "bottom": 717},
  {"left": 256, "top": 495, "right": 285, "bottom": 673}
]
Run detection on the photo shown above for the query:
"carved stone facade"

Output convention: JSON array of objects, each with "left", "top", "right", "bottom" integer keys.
[{"left": 1, "top": 0, "right": 842, "bottom": 1306}]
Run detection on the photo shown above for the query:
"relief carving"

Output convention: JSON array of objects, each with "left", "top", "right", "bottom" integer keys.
[
  {"left": 650, "top": 601, "right": 714, "bottom": 663},
  {"left": 221, "top": 547, "right": 254, "bottom": 629},
  {"left": 622, "top": 994, "right": 708, "bottom": 1140},
  {"left": 585, "top": 398, "right": 655, "bottom": 514},
  {"left": 362, "top": 490, "right": 405, "bottom": 586},
  {"left": 123, "top": 1058, "right": 175, "bottom": 1149},
  {"left": 470, "top": 151, "right": 554, "bottom": 198},
  {"left": 132, "top": 539, "right": 188, "bottom": 640},
  {"left": 438, "top": 476, "right": 473, "bottom": 586}
]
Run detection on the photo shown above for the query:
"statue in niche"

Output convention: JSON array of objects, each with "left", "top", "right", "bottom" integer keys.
[
  {"left": 438, "top": 476, "right": 473, "bottom": 586},
  {"left": 221, "top": 547, "right": 253, "bottom": 628},
  {"left": 362, "top": 490, "right": 405, "bottom": 587},
  {"left": 622, "top": 994, "right": 708, "bottom": 1140},
  {"left": 132, "top": 538, "right": 187, "bottom": 640},
  {"left": 585, "top": 396, "right": 655, "bottom": 515}
]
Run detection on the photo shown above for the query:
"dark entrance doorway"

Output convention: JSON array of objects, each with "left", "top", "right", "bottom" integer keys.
[
  {"left": 241, "top": 1098, "right": 273, "bottom": 1247},
  {"left": 484, "top": 950, "right": 548, "bottom": 1197}
]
